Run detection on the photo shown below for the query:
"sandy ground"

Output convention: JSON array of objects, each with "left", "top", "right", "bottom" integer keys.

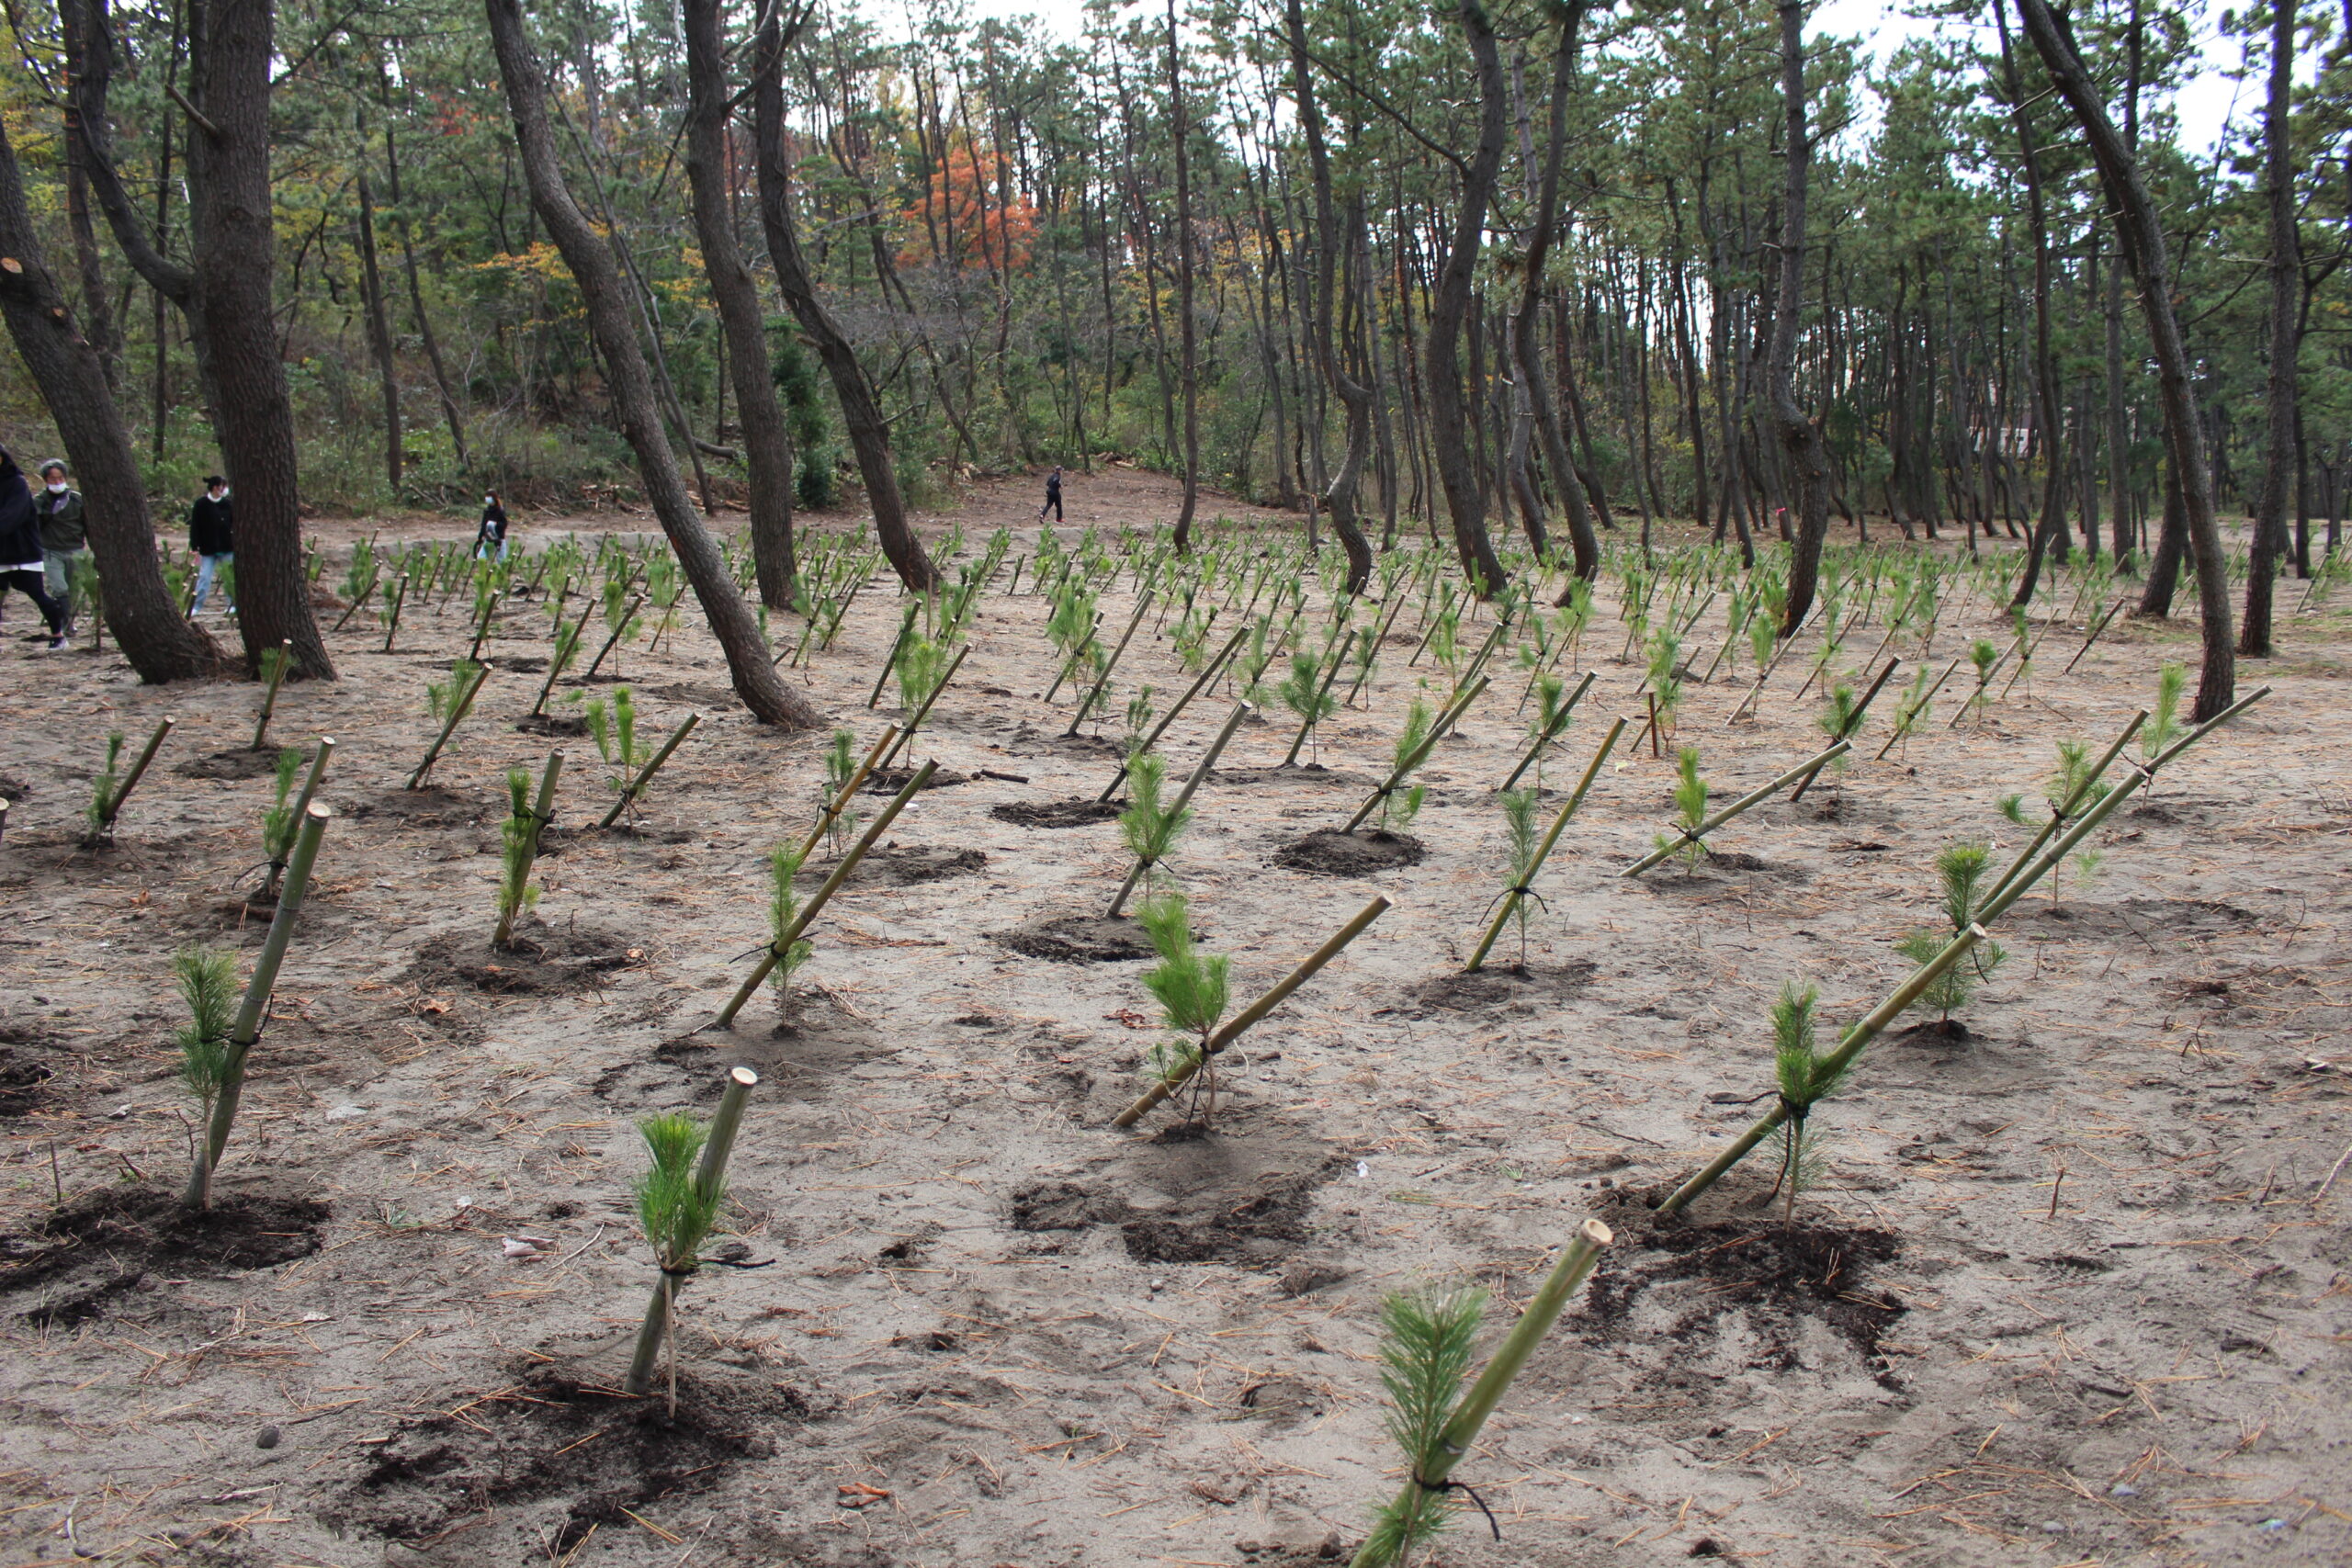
[{"left": 1, "top": 468, "right": 2347, "bottom": 1568}]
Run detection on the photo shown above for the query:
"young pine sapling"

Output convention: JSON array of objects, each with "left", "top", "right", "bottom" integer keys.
[
  {"left": 1894, "top": 841, "right": 2008, "bottom": 1028},
  {"left": 173, "top": 946, "right": 239, "bottom": 1208},
  {"left": 1136, "top": 888, "right": 1231, "bottom": 1127},
  {"left": 764, "top": 845, "right": 817, "bottom": 1027},
  {"left": 1657, "top": 747, "right": 1711, "bottom": 874},
  {"left": 1497, "top": 787, "right": 1543, "bottom": 967},
  {"left": 1767, "top": 983, "right": 1847, "bottom": 1224},
  {"left": 1375, "top": 699, "right": 1433, "bottom": 836}
]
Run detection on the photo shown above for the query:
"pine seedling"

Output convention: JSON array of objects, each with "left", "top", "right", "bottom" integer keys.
[
  {"left": 494, "top": 767, "right": 542, "bottom": 946},
  {"left": 1122, "top": 686, "right": 1159, "bottom": 760},
  {"left": 1136, "top": 888, "right": 1231, "bottom": 1124},
  {"left": 174, "top": 945, "right": 239, "bottom": 1204},
  {"left": 1894, "top": 841, "right": 2008, "bottom": 1023},
  {"left": 1279, "top": 648, "right": 1340, "bottom": 763},
  {"left": 1885, "top": 662, "right": 1935, "bottom": 758},
  {"left": 1378, "top": 698, "right": 1434, "bottom": 835},
  {"left": 2009, "top": 605, "right": 2033, "bottom": 697},
  {"left": 2142, "top": 661, "right": 2187, "bottom": 779},
  {"left": 1967, "top": 637, "right": 1998, "bottom": 725},
  {"left": 1656, "top": 746, "right": 1711, "bottom": 874},
  {"left": 628, "top": 1110, "right": 727, "bottom": 1394},
  {"left": 1498, "top": 787, "right": 1543, "bottom": 967},
  {"left": 1748, "top": 603, "right": 1777, "bottom": 676},
  {"left": 258, "top": 746, "right": 304, "bottom": 872},
  {"left": 819, "top": 728, "right": 864, "bottom": 852},
  {"left": 765, "top": 844, "right": 817, "bottom": 1025},
  {"left": 897, "top": 631, "right": 948, "bottom": 711},
  {"left": 425, "top": 659, "right": 482, "bottom": 724},
  {"left": 1645, "top": 627, "right": 1684, "bottom": 733},
  {"left": 1348, "top": 620, "right": 1380, "bottom": 706},
  {"left": 1118, "top": 754, "right": 1193, "bottom": 883},
  {"left": 1524, "top": 672, "right": 1569, "bottom": 790},
  {"left": 1356, "top": 1286, "right": 1489, "bottom": 1566},
  {"left": 85, "top": 731, "right": 124, "bottom": 842},
  {"left": 1559, "top": 575, "right": 1594, "bottom": 668},
  {"left": 1238, "top": 615, "right": 1277, "bottom": 706},
  {"left": 1768, "top": 983, "right": 1846, "bottom": 1223}
]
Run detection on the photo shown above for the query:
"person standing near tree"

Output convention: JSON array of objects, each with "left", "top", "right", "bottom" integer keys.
[
  {"left": 36, "top": 460, "right": 86, "bottom": 631},
  {"left": 0, "top": 447, "right": 68, "bottom": 649},
  {"left": 1039, "top": 465, "right": 1064, "bottom": 524},
  {"left": 188, "top": 475, "right": 234, "bottom": 615},
  {"left": 475, "top": 490, "right": 511, "bottom": 561}
]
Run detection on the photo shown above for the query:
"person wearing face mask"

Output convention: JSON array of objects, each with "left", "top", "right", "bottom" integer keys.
[
  {"left": 36, "top": 461, "right": 87, "bottom": 633},
  {"left": 188, "top": 475, "right": 234, "bottom": 615},
  {"left": 474, "top": 490, "right": 510, "bottom": 561},
  {"left": 0, "top": 447, "right": 69, "bottom": 650}
]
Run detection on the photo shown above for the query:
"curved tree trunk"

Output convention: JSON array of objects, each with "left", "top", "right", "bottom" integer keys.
[
  {"left": 1426, "top": 0, "right": 1511, "bottom": 598},
  {"left": 0, "top": 117, "right": 226, "bottom": 682},
  {"left": 187, "top": 0, "right": 332, "bottom": 680},
  {"left": 2017, "top": 0, "right": 2233, "bottom": 717},
  {"left": 2241, "top": 0, "right": 2299, "bottom": 659},
  {"left": 683, "top": 0, "right": 797, "bottom": 610},
  {"left": 749, "top": 10, "right": 937, "bottom": 594},
  {"left": 486, "top": 0, "right": 821, "bottom": 728},
  {"left": 1770, "top": 0, "right": 1835, "bottom": 637},
  {"left": 1513, "top": 0, "right": 1600, "bottom": 582},
  {"left": 1168, "top": 0, "right": 1203, "bottom": 557}
]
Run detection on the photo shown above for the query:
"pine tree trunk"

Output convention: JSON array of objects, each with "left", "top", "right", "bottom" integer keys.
[
  {"left": 1770, "top": 0, "right": 1835, "bottom": 637},
  {"left": 2241, "top": 0, "right": 2300, "bottom": 658},
  {"left": 355, "top": 172, "right": 403, "bottom": 491}
]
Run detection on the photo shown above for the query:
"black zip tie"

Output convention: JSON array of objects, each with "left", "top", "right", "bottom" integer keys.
[
  {"left": 698, "top": 1253, "right": 777, "bottom": 1270},
  {"left": 1414, "top": 1474, "right": 1502, "bottom": 1541}
]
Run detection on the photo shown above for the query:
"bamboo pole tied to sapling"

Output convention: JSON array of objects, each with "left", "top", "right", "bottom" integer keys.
[{"left": 1136, "top": 888, "right": 1232, "bottom": 1127}]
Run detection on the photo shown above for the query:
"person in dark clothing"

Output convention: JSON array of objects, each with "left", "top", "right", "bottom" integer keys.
[
  {"left": 475, "top": 491, "right": 511, "bottom": 561},
  {"left": 188, "top": 476, "right": 233, "bottom": 614},
  {"left": 1038, "top": 465, "right": 1064, "bottom": 523},
  {"left": 37, "top": 462, "right": 87, "bottom": 626},
  {"left": 0, "top": 448, "right": 69, "bottom": 649}
]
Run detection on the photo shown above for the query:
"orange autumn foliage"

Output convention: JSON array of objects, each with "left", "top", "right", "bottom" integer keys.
[{"left": 899, "top": 145, "right": 1035, "bottom": 273}]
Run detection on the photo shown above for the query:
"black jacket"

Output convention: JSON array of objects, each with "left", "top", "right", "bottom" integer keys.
[
  {"left": 188, "top": 493, "right": 234, "bottom": 557},
  {"left": 478, "top": 501, "right": 509, "bottom": 542},
  {"left": 0, "top": 453, "right": 41, "bottom": 566},
  {"left": 40, "top": 486, "right": 85, "bottom": 552}
]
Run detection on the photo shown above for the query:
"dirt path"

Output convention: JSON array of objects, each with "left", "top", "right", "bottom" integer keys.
[{"left": 1, "top": 470, "right": 2346, "bottom": 1568}]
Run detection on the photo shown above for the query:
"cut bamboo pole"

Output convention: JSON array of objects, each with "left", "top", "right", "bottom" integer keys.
[
  {"left": 1619, "top": 739, "right": 1852, "bottom": 878},
  {"left": 1465, "top": 717, "right": 1627, "bottom": 972},
  {"left": 493, "top": 750, "right": 565, "bottom": 949},
  {"left": 596, "top": 712, "right": 701, "bottom": 829},
  {"left": 251, "top": 640, "right": 293, "bottom": 750},
  {"left": 187, "top": 803, "right": 332, "bottom": 1209},
  {"left": 1066, "top": 592, "right": 1156, "bottom": 736},
  {"left": 877, "top": 643, "right": 970, "bottom": 769},
  {"left": 1283, "top": 629, "right": 1362, "bottom": 767},
  {"left": 466, "top": 590, "right": 499, "bottom": 663},
  {"left": 712, "top": 761, "right": 936, "bottom": 1027},
  {"left": 1873, "top": 657, "right": 1962, "bottom": 760},
  {"left": 866, "top": 605, "right": 919, "bottom": 708},
  {"left": 266, "top": 738, "right": 335, "bottom": 897},
  {"left": 406, "top": 662, "right": 491, "bottom": 789},
  {"left": 577, "top": 592, "right": 646, "bottom": 684},
  {"left": 531, "top": 610, "right": 584, "bottom": 717},
  {"left": 1788, "top": 657, "right": 1902, "bottom": 804},
  {"left": 796, "top": 726, "right": 899, "bottom": 861},
  {"left": 1098, "top": 624, "right": 1250, "bottom": 801},
  {"left": 85, "top": 716, "right": 174, "bottom": 845},
  {"left": 1043, "top": 609, "right": 1106, "bottom": 705},
  {"left": 1113, "top": 895, "right": 1392, "bottom": 1128},
  {"left": 2061, "top": 596, "right": 2128, "bottom": 673},
  {"left": 1341, "top": 677, "right": 1490, "bottom": 833},
  {"left": 1106, "top": 701, "right": 1252, "bottom": 918},
  {"left": 1496, "top": 671, "right": 1598, "bottom": 792},
  {"left": 379, "top": 572, "right": 411, "bottom": 653},
  {"left": 625, "top": 1065, "right": 758, "bottom": 1397},
  {"left": 1348, "top": 1217, "right": 1614, "bottom": 1568}
]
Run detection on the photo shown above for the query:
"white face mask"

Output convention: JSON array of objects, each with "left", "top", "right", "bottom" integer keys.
[{"left": 46, "top": 481, "right": 66, "bottom": 493}]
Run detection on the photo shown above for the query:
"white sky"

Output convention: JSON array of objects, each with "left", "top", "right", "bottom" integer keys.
[{"left": 900, "top": 0, "right": 2262, "bottom": 158}]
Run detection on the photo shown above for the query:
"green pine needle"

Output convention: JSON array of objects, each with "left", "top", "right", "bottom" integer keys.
[
  {"left": 1357, "top": 1285, "right": 1488, "bottom": 1567},
  {"left": 174, "top": 945, "right": 240, "bottom": 1107}
]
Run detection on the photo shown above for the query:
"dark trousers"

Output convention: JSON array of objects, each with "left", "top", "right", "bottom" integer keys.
[
  {"left": 1042, "top": 491, "right": 1062, "bottom": 521},
  {"left": 1, "top": 569, "right": 65, "bottom": 636}
]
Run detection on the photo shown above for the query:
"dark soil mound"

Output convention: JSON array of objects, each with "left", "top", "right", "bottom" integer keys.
[
  {"left": 864, "top": 766, "right": 971, "bottom": 794},
  {"left": 1214, "top": 765, "right": 1373, "bottom": 790},
  {"left": 2015, "top": 897, "right": 2256, "bottom": 940},
  {"left": 498, "top": 655, "right": 550, "bottom": 673},
  {"left": 349, "top": 788, "right": 486, "bottom": 827},
  {"left": 514, "top": 712, "right": 590, "bottom": 738},
  {"left": 328, "top": 1358, "right": 808, "bottom": 1550},
  {"left": 1414, "top": 960, "right": 1597, "bottom": 1014},
  {"left": 1121, "top": 1163, "right": 1336, "bottom": 1266},
  {"left": 991, "top": 798, "right": 1125, "bottom": 829},
  {"left": 0, "top": 1185, "right": 329, "bottom": 1325},
  {"left": 854, "top": 846, "right": 987, "bottom": 885},
  {"left": 1010, "top": 1180, "right": 1132, "bottom": 1232},
  {"left": 175, "top": 748, "right": 289, "bottom": 781},
  {"left": 1273, "top": 829, "right": 1425, "bottom": 876},
  {"left": 407, "top": 921, "right": 648, "bottom": 996},
  {"left": 1895, "top": 1018, "right": 1974, "bottom": 1043},
  {"left": 1584, "top": 1221, "right": 1905, "bottom": 1384},
  {"left": 0, "top": 1047, "right": 55, "bottom": 1117},
  {"left": 996, "top": 913, "right": 1156, "bottom": 963}
]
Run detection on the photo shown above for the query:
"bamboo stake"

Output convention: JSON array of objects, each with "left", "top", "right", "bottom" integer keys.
[
  {"left": 1619, "top": 739, "right": 1852, "bottom": 878},
  {"left": 596, "top": 712, "right": 701, "bottom": 829},
  {"left": 624, "top": 1065, "right": 758, "bottom": 1397},
  {"left": 796, "top": 726, "right": 899, "bottom": 861},
  {"left": 1466, "top": 717, "right": 1627, "bottom": 972},
  {"left": 1496, "top": 671, "right": 1598, "bottom": 792},
  {"left": 712, "top": 761, "right": 936, "bottom": 1027},
  {"left": 1340, "top": 586, "right": 1416, "bottom": 707},
  {"left": 1349, "top": 1217, "right": 1614, "bottom": 1568},
  {"left": 466, "top": 588, "right": 499, "bottom": 663},
  {"left": 1113, "top": 895, "right": 1392, "bottom": 1128},
  {"left": 493, "top": 751, "right": 565, "bottom": 949},
  {"left": 1654, "top": 923, "right": 1990, "bottom": 1219},
  {"left": 187, "top": 803, "right": 332, "bottom": 1209},
  {"left": 867, "top": 605, "right": 919, "bottom": 708},
  {"left": 86, "top": 716, "right": 174, "bottom": 845},
  {"left": 1788, "top": 657, "right": 1902, "bottom": 803},
  {"left": 1044, "top": 609, "right": 1106, "bottom": 705},
  {"left": 379, "top": 572, "right": 411, "bottom": 653},
  {"left": 2062, "top": 596, "right": 2129, "bottom": 674},
  {"left": 1873, "top": 657, "right": 1962, "bottom": 760},
  {"left": 877, "top": 642, "right": 970, "bottom": 769},
  {"left": 266, "top": 738, "right": 335, "bottom": 897},
  {"left": 1341, "top": 677, "right": 1491, "bottom": 833},
  {"left": 532, "top": 609, "right": 583, "bottom": 717},
  {"left": 251, "top": 640, "right": 293, "bottom": 750},
  {"left": 406, "top": 662, "right": 491, "bottom": 789},
  {"left": 1066, "top": 591, "right": 1156, "bottom": 736},
  {"left": 577, "top": 593, "right": 645, "bottom": 684},
  {"left": 1106, "top": 701, "right": 1253, "bottom": 918},
  {"left": 1098, "top": 624, "right": 1250, "bottom": 801},
  {"left": 1283, "top": 629, "right": 1361, "bottom": 767}
]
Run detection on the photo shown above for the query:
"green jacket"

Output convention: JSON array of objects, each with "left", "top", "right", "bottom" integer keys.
[{"left": 38, "top": 486, "right": 85, "bottom": 552}]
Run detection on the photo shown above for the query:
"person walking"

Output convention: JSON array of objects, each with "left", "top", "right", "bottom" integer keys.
[
  {"left": 474, "top": 490, "right": 511, "bottom": 561},
  {"left": 188, "top": 475, "right": 234, "bottom": 615},
  {"left": 1037, "top": 464, "right": 1064, "bottom": 524},
  {"left": 36, "top": 460, "right": 87, "bottom": 632},
  {"left": 0, "top": 447, "right": 69, "bottom": 650}
]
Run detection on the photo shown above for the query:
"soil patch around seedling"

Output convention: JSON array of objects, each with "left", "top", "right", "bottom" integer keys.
[
  {"left": 175, "top": 748, "right": 288, "bottom": 781},
  {"left": 0, "top": 1185, "right": 329, "bottom": 1325},
  {"left": 514, "top": 712, "right": 591, "bottom": 738},
  {"left": 846, "top": 845, "right": 988, "bottom": 885},
  {"left": 643, "top": 990, "right": 885, "bottom": 1101},
  {"left": 349, "top": 788, "right": 486, "bottom": 828},
  {"left": 1413, "top": 960, "right": 1598, "bottom": 1014},
  {"left": 0, "top": 1047, "right": 55, "bottom": 1117},
  {"left": 2013, "top": 897, "right": 2256, "bottom": 941},
  {"left": 1583, "top": 1221, "right": 1905, "bottom": 1385},
  {"left": 1273, "top": 829, "right": 1424, "bottom": 876},
  {"left": 327, "top": 1355, "right": 805, "bottom": 1550},
  {"left": 995, "top": 913, "right": 1157, "bottom": 963},
  {"left": 497, "top": 654, "right": 549, "bottom": 673},
  {"left": 1214, "top": 765, "right": 1374, "bottom": 790},
  {"left": 864, "top": 766, "right": 971, "bottom": 794},
  {"left": 991, "top": 798, "right": 1125, "bottom": 829},
  {"left": 407, "top": 921, "right": 648, "bottom": 996}
]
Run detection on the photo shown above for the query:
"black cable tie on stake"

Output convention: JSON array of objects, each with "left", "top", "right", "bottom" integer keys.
[{"left": 1413, "top": 1474, "right": 1503, "bottom": 1541}]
